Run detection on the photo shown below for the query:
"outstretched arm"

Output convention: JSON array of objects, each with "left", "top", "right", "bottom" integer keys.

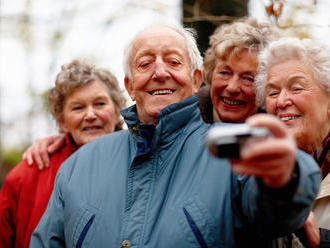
[
  {"left": 23, "top": 134, "right": 65, "bottom": 170},
  {"left": 231, "top": 114, "right": 321, "bottom": 239}
]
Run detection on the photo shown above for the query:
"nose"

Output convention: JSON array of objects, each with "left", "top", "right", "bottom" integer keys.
[
  {"left": 225, "top": 75, "right": 241, "bottom": 94},
  {"left": 152, "top": 61, "right": 170, "bottom": 82},
  {"left": 85, "top": 106, "right": 97, "bottom": 121},
  {"left": 277, "top": 90, "right": 292, "bottom": 109}
]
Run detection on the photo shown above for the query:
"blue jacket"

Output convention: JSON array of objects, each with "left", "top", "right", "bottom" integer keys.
[{"left": 30, "top": 95, "right": 320, "bottom": 248}]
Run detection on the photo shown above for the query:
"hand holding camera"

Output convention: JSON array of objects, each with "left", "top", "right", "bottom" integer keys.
[
  {"left": 206, "top": 114, "right": 297, "bottom": 188},
  {"left": 206, "top": 123, "right": 270, "bottom": 159}
]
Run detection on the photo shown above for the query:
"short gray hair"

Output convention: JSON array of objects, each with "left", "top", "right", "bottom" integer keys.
[
  {"left": 203, "top": 17, "right": 280, "bottom": 85},
  {"left": 256, "top": 37, "right": 330, "bottom": 108},
  {"left": 123, "top": 24, "right": 203, "bottom": 80}
]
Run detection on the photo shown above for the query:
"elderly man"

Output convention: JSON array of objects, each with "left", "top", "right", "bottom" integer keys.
[{"left": 30, "top": 25, "right": 320, "bottom": 248}]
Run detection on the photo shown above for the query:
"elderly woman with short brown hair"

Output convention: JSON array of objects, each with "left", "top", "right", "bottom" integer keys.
[
  {"left": 0, "top": 59, "right": 126, "bottom": 248},
  {"left": 256, "top": 37, "right": 330, "bottom": 247}
]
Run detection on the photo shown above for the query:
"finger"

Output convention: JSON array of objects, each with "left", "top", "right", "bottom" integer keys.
[
  {"left": 48, "top": 135, "right": 65, "bottom": 154},
  {"left": 32, "top": 145, "right": 44, "bottom": 170},
  {"left": 26, "top": 152, "right": 33, "bottom": 166},
  {"left": 246, "top": 113, "right": 288, "bottom": 138},
  {"left": 38, "top": 141, "right": 50, "bottom": 169},
  {"left": 231, "top": 160, "right": 283, "bottom": 177},
  {"left": 23, "top": 147, "right": 34, "bottom": 166},
  {"left": 241, "top": 138, "right": 295, "bottom": 161},
  {"left": 34, "top": 154, "right": 43, "bottom": 170}
]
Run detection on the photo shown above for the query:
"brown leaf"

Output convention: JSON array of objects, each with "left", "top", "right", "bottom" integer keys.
[{"left": 265, "top": 4, "right": 275, "bottom": 16}]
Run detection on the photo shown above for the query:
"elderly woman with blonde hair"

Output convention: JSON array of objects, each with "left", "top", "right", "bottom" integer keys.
[
  {"left": 0, "top": 59, "right": 126, "bottom": 248},
  {"left": 256, "top": 37, "right": 330, "bottom": 247},
  {"left": 199, "top": 17, "right": 280, "bottom": 124}
]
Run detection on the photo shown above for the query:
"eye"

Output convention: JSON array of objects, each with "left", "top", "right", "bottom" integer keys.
[
  {"left": 72, "top": 105, "right": 82, "bottom": 111},
  {"left": 243, "top": 76, "right": 254, "bottom": 83},
  {"left": 217, "top": 70, "right": 231, "bottom": 80},
  {"left": 293, "top": 87, "right": 303, "bottom": 92},
  {"left": 169, "top": 60, "right": 180, "bottom": 66},
  {"left": 291, "top": 82, "right": 305, "bottom": 92},
  {"left": 137, "top": 59, "right": 153, "bottom": 71},
  {"left": 219, "top": 70, "right": 229, "bottom": 75},
  {"left": 95, "top": 101, "right": 106, "bottom": 107},
  {"left": 139, "top": 62, "right": 150, "bottom": 69},
  {"left": 267, "top": 91, "right": 279, "bottom": 97}
]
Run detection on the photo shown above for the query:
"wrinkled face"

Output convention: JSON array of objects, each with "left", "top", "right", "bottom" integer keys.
[
  {"left": 61, "top": 80, "right": 119, "bottom": 146},
  {"left": 210, "top": 49, "right": 258, "bottom": 123},
  {"left": 125, "top": 26, "right": 202, "bottom": 124},
  {"left": 266, "top": 59, "right": 330, "bottom": 153}
]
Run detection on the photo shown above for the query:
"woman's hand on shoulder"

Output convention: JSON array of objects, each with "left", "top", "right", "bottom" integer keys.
[{"left": 23, "top": 134, "right": 65, "bottom": 170}]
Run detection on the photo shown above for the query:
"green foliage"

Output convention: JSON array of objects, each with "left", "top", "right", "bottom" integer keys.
[{"left": 1, "top": 148, "right": 26, "bottom": 169}]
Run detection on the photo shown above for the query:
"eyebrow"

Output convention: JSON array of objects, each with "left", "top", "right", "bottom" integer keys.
[
  {"left": 135, "top": 48, "right": 184, "bottom": 61},
  {"left": 66, "top": 95, "right": 109, "bottom": 105},
  {"left": 241, "top": 71, "right": 256, "bottom": 75},
  {"left": 265, "top": 83, "right": 278, "bottom": 89},
  {"left": 287, "top": 75, "right": 307, "bottom": 82}
]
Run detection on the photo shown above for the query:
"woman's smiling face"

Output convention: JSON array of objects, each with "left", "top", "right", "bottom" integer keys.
[
  {"left": 61, "top": 80, "right": 119, "bottom": 146},
  {"left": 266, "top": 59, "right": 330, "bottom": 153},
  {"left": 210, "top": 49, "right": 258, "bottom": 123}
]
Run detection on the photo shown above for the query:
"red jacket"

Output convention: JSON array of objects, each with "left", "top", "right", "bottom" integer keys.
[{"left": 0, "top": 134, "right": 77, "bottom": 248}]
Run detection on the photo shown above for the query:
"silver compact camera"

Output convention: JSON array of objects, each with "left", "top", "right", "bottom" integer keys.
[{"left": 206, "top": 124, "right": 271, "bottom": 159}]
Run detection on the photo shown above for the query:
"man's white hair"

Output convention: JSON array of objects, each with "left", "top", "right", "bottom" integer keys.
[{"left": 123, "top": 24, "right": 203, "bottom": 80}]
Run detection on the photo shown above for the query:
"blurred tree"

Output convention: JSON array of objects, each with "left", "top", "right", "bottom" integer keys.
[
  {"left": 0, "top": 148, "right": 25, "bottom": 188},
  {"left": 263, "top": 0, "right": 317, "bottom": 39},
  {"left": 182, "top": 0, "right": 248, "bottom": 56}
]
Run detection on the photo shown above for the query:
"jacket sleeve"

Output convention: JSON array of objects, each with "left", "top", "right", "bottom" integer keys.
[
  {"left": 29, "top": 168, "right": 67, "bottom": 248},
  {"left": 233, "top": 149, "right": 321, "bottom": 241},
  {"left": 0, "top": 175, "right": 17, "bottom": 248}
]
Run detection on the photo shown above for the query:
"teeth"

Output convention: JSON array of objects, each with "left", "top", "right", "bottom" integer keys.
[
  {"left": 151, "top": 90, "right": 173, "bottom": 95},
  {"left": 222, "top": 98, "right": 244, "bottom": 105},
  {"left": 84, "top": 126, "right": 100, "bottom": 131},
  {"left": 280, "top": 116, "right": 299, "bottom": 121}
]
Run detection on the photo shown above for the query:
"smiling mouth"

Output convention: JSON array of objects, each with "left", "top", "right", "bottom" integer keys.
[
  {"left": 221, "top": 97, "right": 245, "bottom": 106},
  {"left": 279, "top": 115, "right": 301, "bottom": 121},
  {"left": 148, "top": 89, "right": 175, "bottom": 95},
  {"left": 83, "top": 126, "right": 102, "bottom": 131}
]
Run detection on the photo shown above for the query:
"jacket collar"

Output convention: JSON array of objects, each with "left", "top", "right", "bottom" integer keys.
[
  {"left": 65, "top": 133, "right": 79, "bottom": 153},
  {"left": 121, "top": 95, "right": 202, "bottom": 155}
]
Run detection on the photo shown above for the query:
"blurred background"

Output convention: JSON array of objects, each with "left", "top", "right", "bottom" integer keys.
[{"left": 1, "top": 0, "right": 330, "bottom": 186}]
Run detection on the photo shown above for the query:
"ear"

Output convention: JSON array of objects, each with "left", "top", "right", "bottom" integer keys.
[
  {"left": 124, "top": 76, "right": 135, "bottom": 101},
  {"left": 59, "top": 119, "right": 68, "bottom": 133},
  {"left": 192, "top": 69, "right": 203, "bottom": 94}
]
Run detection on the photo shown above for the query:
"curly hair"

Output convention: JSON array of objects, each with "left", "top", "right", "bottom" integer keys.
[
  {"left": 48, "top": 59, "right": 127, "bottom": 129},
  {"left": 255, "top": 37, "right": 330, "bottom": 108},
  {"left": 203, "top": 17, "right": 280, "bottom": 85}
]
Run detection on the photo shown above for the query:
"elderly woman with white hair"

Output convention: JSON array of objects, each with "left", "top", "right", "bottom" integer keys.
[{"left": 256, "top": 37, "right": 330, "bottom": 247}]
